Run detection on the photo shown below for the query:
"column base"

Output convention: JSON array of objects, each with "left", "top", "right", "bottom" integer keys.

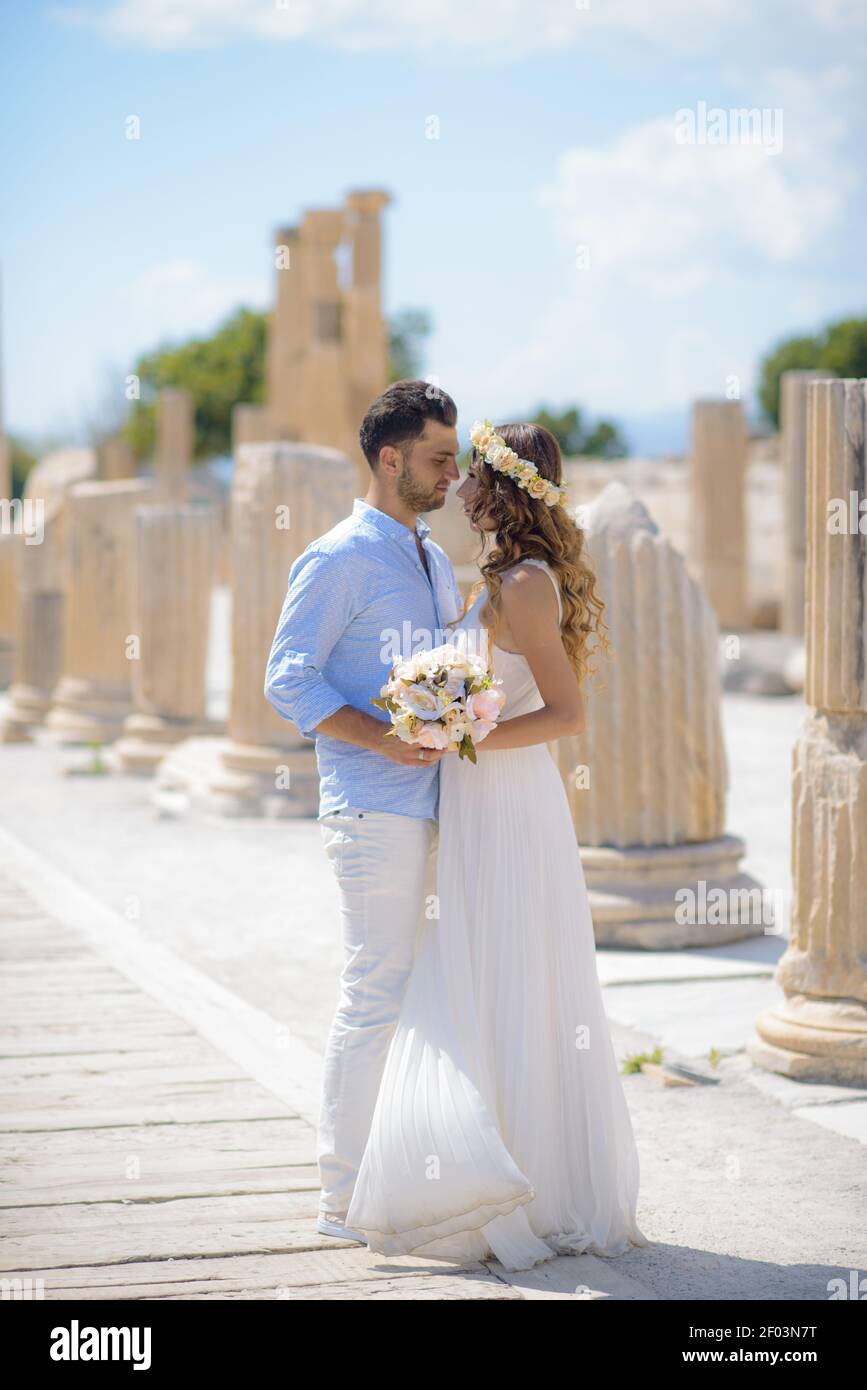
[
  {"left": 0, "top": 683, "right": 54, "bottom": 742},
  {"left": 150, "top": 735, "right": 318, "bottom": 818},
  {"left": 749, "top": 993, "right": 867, "bottom": 1085},
  {"left": 581, "top": 834, "right": 768, "bottom": 948},
  {"left": 111, "top": 712, "right": 225, "bottom": 775},
  {"left": 44, "top": 677, "right": 134, "bottom": 744},
  {"left": 207, "top": 740, "right": 318, "bottom": 817}
]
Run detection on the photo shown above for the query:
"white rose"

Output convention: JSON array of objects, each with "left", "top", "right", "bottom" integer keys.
[
  {"left": 402, "top": 683, "right": 442, "bottom": 720},
  {"left": 393, "top": 656, "right": 420, "bottom": 683}
]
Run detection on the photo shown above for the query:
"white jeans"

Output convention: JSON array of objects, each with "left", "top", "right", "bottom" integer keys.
[{"left": 317, "top": 805, "right": 438, "bottom": 1218}]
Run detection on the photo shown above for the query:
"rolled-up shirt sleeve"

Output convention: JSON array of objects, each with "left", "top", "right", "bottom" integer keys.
[{"left": 263, "top": 546, "right": 356, "bottom": 739}]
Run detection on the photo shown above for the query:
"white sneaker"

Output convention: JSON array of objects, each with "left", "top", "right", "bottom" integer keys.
[{"left": 317, "top": 1214, "right": 367, "bottom": 1243}]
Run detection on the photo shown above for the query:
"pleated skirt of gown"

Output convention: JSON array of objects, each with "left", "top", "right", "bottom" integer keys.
[{"left": 345, "top": 736, "right": 650, "bottom": 1271}]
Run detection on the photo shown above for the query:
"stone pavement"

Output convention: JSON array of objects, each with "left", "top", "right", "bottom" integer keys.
[{"left": 0, "top": 682, "right": 865, "bottom": 1299}]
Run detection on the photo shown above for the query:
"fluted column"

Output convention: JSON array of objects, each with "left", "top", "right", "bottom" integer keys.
[
  {"left": 751, "top": 379, "right": 867, "bottom": 1083},
  {"left": 265, "top": 225, "right": 304, "bottom": 438},
  {"left": 688, "top": 399, "right": 749, "bottom": 628},
  {"left": 112, "top": 503, "right": 219, "bottom": 772},
  {"left": 298, "top": 210, "right": 355, "bottom": 467},
  {"left": 0, "top": 524, "right": 64, "bottom": 742},
  {"left": 100, "top": 435, "right": 138, "bottom": 482},
  {"left": 780, "top": 369, "right": 835, "bottom": 636},
  {"left": 45, "top": 478, "right": 153, "bottom": 742},
  {"left": 155, "top": 387, "right": 193, "bottom": 501},
  {"left": 344, "top": 190, "right": 390, "bottom": 473},
  {"left": 0, "top": 530, "right": 13, "bottom": 688},
  {"left": 231, "top": 404, "right": 282, "bottom": 449},
  {"left": 0, "top": 448, "right": 97, "bottom": 735},
  {"left": 0, "top": 271, "right": 13, "bottom": 683},
  {"left": 0, "top": 438, "right": 13, "bottom": 687},
  {"left": 555, "top": 481, "right": 763, "bottom": 947},
  {"left": 203, "top": 441, "right": 357, "bottom": 816}
]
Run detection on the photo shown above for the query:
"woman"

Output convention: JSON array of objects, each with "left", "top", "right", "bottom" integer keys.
[{"left": 345, "top": 421, "right": 649, "bottom": 1270}]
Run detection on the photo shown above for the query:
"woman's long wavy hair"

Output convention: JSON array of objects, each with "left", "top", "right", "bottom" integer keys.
[{"left": 462, "top": 422, "right": 611, "bottom": 686}]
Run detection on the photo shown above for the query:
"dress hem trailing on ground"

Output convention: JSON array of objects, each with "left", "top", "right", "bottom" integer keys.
[{"left": 344, "top": 562, "right": 650, "bottom": 1274}]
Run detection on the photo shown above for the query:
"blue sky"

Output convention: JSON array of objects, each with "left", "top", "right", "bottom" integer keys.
[{"left": 1, "top": 0, "right": 866, "bottom": 454}]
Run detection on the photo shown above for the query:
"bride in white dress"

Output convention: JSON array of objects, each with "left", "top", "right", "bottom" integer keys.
[{"left": 345, "top": 421, "right": 649, "bottom": 1271}]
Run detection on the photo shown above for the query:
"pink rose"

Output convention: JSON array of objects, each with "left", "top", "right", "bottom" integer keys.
[
  {"left": 416, "top": 722, "right": 450, "bottom": 749},
  {"left": 468, "top": 718, "right": 496, "bottom": 744},
  {"left": 466, "top": 688, "right": 506, "bottom": 723}
]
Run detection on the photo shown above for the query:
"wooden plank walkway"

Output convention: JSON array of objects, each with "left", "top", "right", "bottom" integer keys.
[{"left": 0, "top": 869, "right": 524, "bottom": 1300}]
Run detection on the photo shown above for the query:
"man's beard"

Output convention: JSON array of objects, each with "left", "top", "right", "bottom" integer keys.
[{"left": 396, "top": 461, "right": 445, "bottom": 513}]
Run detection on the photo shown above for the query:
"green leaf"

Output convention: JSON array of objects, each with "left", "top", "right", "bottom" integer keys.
[{"left": 459, "top": 734, "right": 477, "bottom": 765}]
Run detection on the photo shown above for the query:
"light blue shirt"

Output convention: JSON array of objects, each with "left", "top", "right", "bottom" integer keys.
[{"left": 264, "top": 497, "right": 464, "bottom": 821}]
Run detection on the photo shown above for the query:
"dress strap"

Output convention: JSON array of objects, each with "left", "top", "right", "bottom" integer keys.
[{"left": 520, "top": 558, "right": 563, "bottom": 624}]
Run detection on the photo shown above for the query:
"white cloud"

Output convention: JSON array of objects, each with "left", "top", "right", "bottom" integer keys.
[
  {"left": 458, "top": 65, "right": 859, "bottom": 422},
  {"left": 806, "top": 0, "right": 867, "bottom": 29},
  {"left": 54, "top": 0, "right": 866, "bottom": 58},
  {"left": 538, "top": 102, "right": 851, "bottom": 291}
]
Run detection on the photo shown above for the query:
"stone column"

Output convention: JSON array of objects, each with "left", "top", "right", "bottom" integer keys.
[
  {"left": 0, "top": 438, "right": 13, "bottom": 687},
  {"left": 0, "top": 270, "right": 13, "bottom": 685},
  {"left": 45, "top": 478, "right": 153, "bottom": 742},
  {"left": 554, "top": 481, "right": 764, "bottom": 947},
  {"left": 0, "top": 529, "right": 13, "bottom": 688},
  {"left": 0, "top": 448, "right": 97, "bottom": 735},
  {"left": 221, "top": 405, "right": 296, "bottom": 589},
  {"left": 344, "top": 190, "right": 391, "bottom": 459},
  {"left": 112, "top": 503, "right": 220, "bottom": 772},
  {"left": 154, "top": 387, "right": 193, "bottom": 501},
  {"left": 688, "top": 399, "right": 749, "bottom": 629},
  {"left": 232, "top": 404, "right": 281, "bottom": 449},
  {"left": 100, "top": 435, "right": 138, "bottom": 482},
  {"left": 297, "top": 210, "right": 354, "bottom": 466},
  {"left": 780, "top": 369, "right": 835, "bottom": 636},
  {"left": 750, "top": 379, "right": 867, "bottom": 1082},
  {"left": 265, "top": 225, "right": 304, "bottom": 438},
  {"left": 0, "top": 520, "right": 64, "bottom": 742},
  {"left": 203, "top": 442, "right": 356, "bottom": 816}
]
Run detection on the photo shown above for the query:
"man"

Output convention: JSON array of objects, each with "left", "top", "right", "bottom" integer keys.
[{"left": 263, "top": 380, "right": 462, "bottom": 1242}]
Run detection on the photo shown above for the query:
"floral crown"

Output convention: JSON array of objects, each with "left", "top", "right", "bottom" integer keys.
[{"left": 469, "top": 419, "right": 569, "bottom": 508}]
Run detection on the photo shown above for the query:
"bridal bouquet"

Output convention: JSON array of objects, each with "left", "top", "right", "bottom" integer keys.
[{"left": 371, "top": 643, "right": 506, "bottom": 763}]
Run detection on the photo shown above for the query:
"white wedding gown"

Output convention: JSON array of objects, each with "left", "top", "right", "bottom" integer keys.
[{"left": 345, "top": 559, "right": 649, "bottom": 1270}]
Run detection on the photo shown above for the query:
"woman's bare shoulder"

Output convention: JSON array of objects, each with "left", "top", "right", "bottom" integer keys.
[{"left": 498, "top": 562, "right": 558, "bottom": 619}]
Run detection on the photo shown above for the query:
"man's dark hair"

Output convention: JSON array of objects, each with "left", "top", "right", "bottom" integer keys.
[{"left": 359, "top": 379, "right": 458, "bottom": 470}]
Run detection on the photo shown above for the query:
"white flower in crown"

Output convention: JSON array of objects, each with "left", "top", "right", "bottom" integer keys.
[{"left": 469, "top": 419, "right": 568, "bottom": 507}]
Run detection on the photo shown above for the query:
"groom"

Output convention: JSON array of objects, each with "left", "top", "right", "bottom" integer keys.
[{"left": 263, "top": 379, "right": 462, "bottom": 1241}]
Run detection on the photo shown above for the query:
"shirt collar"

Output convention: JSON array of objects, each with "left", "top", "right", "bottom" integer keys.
[{"left": 353, "top": 497, "right": 431, "bottom": 543}]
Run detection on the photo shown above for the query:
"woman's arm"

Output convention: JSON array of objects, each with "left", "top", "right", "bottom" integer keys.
[{"left": 475, "top": 564, "right": 585, "bottom": 752}]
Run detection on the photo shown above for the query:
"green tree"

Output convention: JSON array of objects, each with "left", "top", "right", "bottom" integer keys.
[
  {"left": 123, "top": 306, "right": 267, "bottom": 461},
  {"left": 533, "top": 406, "right": 585, "bottom": 455},
  {"left": 7, "top": 437, "right": 38, "bottom": 498},
  {"left": 757, "top": 334, "right": 822, "bottom": 428},
  {"left": 820, "top": 318, "right": 867, "bottom": 379},
  {"left": 581, "top": 419, "right": 628, "bottom": 459},
  {"left": 388, "top": 309, "right": 432, "bottom": 382},
  {"left": 758, "top": 316, "right": 867, "bottom": 427},
  {"left": 122, "top": 304, "right": 434, "bottom": 461},
  {"left": 531, "top": 404, "right": 628, "bottom": 459}
]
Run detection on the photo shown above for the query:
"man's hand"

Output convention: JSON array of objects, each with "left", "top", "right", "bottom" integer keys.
[
  {"left": 375, "top": 732, "right": 450, "bottom": 767},
  {"left": 314, "top": 704, "right": 449, "bottom": 766}
]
